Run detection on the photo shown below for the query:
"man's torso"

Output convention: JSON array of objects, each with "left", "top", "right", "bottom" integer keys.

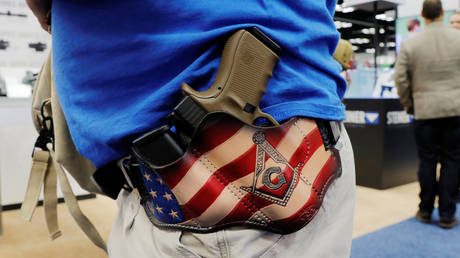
[{"left": 402, "top": 22, "right": 460, "bottom": 120}]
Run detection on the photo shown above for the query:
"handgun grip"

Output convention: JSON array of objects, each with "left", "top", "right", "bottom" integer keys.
[{"left": 182, "top": 28, "right": 280, "bottom": 126}]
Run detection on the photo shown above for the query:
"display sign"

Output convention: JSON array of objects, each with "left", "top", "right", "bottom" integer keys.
[
  {"left": 345, "top": 110, "right": 413, "bottom": 125},
  {"left": 386, "top": 110, "right": 413, "bottom": 125},
  {"left": 345, "top": 110, "right": 380, "bottom": 125}
]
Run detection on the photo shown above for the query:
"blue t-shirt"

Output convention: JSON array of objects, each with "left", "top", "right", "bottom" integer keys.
[{"left": 52, "top": 0, "right": 346, "bottom": 168}]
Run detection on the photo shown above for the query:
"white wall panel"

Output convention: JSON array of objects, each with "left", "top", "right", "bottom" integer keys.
[{"left": 0, "top": 98, "right": 88, "bottom": 206}]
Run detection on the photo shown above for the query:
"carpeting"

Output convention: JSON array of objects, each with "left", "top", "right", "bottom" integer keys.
[{"left": 351, "top": 204, "right": 460, "bottom": 258}]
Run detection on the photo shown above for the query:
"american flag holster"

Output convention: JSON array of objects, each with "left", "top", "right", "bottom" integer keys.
[{"left": 125, "top": 114, "right": 342, "bottom": 234}]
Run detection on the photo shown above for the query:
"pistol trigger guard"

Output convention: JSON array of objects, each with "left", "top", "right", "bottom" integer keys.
[{"left": 253, "top": 108, "right": 279, "bottom": 126}]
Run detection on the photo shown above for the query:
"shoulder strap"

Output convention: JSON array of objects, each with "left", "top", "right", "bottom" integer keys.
[
  {"left": 20, "top": 150, "right": 50, "bottom": 222},
  {"left": 21, "top": 149, "right": 62, "bottom": 240},
  {"left": 21, "top": 146, "right": 107, "bottom": 251},
  {"left": 48, "top": 143, "right": 107, "bottom": 251},
  {"left": 21, "top": 50, "right": 107, "bottom": 252}
]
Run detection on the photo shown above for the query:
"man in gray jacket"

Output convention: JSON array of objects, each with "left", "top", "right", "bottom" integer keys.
[
  {"left": 395, "top": 0, "right": 460, "bottom": 229},
  {"left": 450, "top": 11, "right": 460, "bottom": 204}
]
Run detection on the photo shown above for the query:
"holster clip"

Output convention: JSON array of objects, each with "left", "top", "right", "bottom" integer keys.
[
  {"left": 316, "top": 119, "right": 341, "bottom": 150},
  {"left": 131, "top": 125, "right": 185, "bottom": 168}
]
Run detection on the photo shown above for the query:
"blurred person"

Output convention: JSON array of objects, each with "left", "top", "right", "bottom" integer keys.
[
  {"left": 395, "top": 0, "right": 460, "bottom": 229},
  {"left": 450, "top": 12, "right": 460, "bottom": 30},
  {"left": 396, "top": 18, "right": 421, "bottom": 53},
  {"left": 450, "top": 11, "right": 460, "bottom": 203},
  {"left": 333, "top": 39, "right": 354, "bottom": 86},
  {"left": 27, "top": 0, "right": 356, "bottom": 257},
  {"left": 407, "top": 18, "right": 421, "bottom": 33}
]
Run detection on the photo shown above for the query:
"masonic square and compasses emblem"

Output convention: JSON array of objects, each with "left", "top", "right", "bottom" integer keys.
[{"left": 241, "top": 131, "right": 303, "bottom": 206}]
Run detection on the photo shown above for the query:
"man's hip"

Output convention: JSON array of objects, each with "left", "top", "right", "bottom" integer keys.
[{"left": 107, "top": 123, "right": 355, "bottom": 258}]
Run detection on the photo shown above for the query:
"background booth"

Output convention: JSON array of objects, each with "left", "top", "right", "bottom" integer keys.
[
  {"left": 335, "top": 0, "right": 460, "bottom": 189},
  {"left": 343, "top": 98, "right": 417, "bottom": 189}
]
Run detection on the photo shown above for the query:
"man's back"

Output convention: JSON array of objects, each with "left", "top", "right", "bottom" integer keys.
[
  {"left": 24, "top": 1, "right": 357, "bottom": 256},
  {"left": 396, "top": 22, "right": 460, "bottom": 119}
]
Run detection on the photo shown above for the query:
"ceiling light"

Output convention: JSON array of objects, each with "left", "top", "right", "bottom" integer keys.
[
  {"left": 349, "top": 38, "right": 370, "bottom": 44},
  {"left": 376, "top": 10, "right": 395, "bottom": 22},
  {"left": 384, "top": 10, "right": 396, "bottom": 22},
  {"left": 379, "top": 42, "right": 385, "bottom": 47},
  {"left": 361, "top": 28, "right": 375, "bottom": 35},
  {"left": 379, "top": 28, "right": 385, "bottom": 34},
  {"left": 342, "top": 7, "right": 355, "bottom": 13},
  {"left": 365, "top": 48, "right": 376, "bottom": 54},
  {"left": 376, "top": 14, "right": 386, "bottom": 20},
  {"left": 335, "top": 21, "right": 352, "bottom": 29}
]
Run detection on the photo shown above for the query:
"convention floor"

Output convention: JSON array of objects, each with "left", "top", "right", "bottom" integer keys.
[{"left": 0, "top": 182, "right": 421, "bottom": 258}]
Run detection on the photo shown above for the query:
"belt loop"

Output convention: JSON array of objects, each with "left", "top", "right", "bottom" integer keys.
[{"left": 117, "top": 156, "right": 141, "bottom": 198}]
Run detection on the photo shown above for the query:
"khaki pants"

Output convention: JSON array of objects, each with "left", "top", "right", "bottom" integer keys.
[{"left": 108, "top": 128, "right": 355, "bottom": 258}]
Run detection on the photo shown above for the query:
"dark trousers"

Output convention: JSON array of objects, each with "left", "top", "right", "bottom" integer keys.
[{"left": 414, "top": 116, "right": 460, "bottom": 219}]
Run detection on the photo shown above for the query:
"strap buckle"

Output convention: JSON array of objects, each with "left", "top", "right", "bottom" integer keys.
[{"left": 32, "top": 101, "right": 55, "bottom": 156}]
